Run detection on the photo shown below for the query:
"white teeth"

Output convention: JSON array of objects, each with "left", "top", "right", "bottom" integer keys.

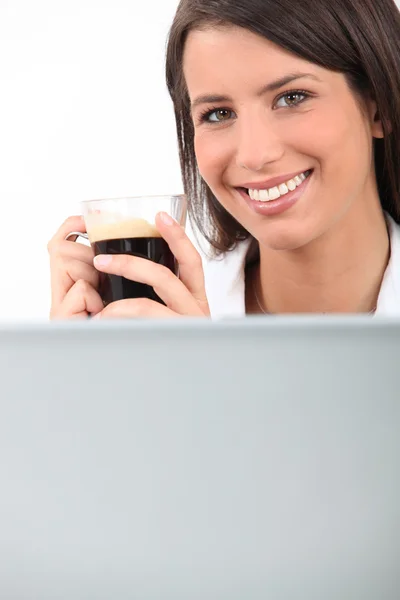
[
  {"left": 247, "top": 170, "right": 311, "bottom": 202},
  {"left": 278, "top": 183, "right": 289, "bottom": 195},
  {"left": 268, "top": 186, "right": 280, "bottom": 201}
]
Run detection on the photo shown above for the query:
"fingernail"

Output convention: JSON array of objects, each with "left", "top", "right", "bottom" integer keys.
[
  {"left": 94, "top": 255, "right": 112, "bottom": 267},
  {"left": 159, "top": 212, "right": 175, "bottom": 226}
]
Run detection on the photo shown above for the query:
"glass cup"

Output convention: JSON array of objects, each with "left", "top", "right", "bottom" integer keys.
[{"left": 68, "top": 195, "right": 186, "bottom": 307}]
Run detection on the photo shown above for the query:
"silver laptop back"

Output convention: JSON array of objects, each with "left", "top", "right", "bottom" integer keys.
[{"left": 0, "top": 317, "right": 399, "bottom": 599}]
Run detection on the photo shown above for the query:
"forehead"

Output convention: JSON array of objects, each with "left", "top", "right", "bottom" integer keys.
[{"left": 183, "top": 26, "right": 326, "bottom": 96}]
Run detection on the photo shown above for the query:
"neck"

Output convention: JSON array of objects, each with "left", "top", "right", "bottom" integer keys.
[{"left": 255, "top": 202, "right": 390, "bottom": 315}]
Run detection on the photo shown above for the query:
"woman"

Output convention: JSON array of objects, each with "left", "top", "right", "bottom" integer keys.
[{"left": 48, "top": 0, "right": 400, "bottom": 319}]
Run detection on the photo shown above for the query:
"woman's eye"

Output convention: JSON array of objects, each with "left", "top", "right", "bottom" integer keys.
[
  {"left": 275, "top": 92, "right": 308, "bottom": 109},
  {"left": 205, "top": 109, "right": 234, "bottom": 123}
]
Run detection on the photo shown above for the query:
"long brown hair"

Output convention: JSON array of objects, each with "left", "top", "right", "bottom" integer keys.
[{"left": 166, "top": 0, "right": 400, "bottom": 254}]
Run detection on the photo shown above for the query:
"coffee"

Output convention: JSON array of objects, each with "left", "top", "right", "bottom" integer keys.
[{"left": 89, "top": 219, "right": 176, "bottom": 306}]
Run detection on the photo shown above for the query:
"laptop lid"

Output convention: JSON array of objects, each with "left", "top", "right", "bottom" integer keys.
[{"left": 0, "top": 317, "right": 399, "bottom": 599}]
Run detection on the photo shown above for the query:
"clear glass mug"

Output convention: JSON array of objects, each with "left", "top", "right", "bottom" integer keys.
[{"left": 66, "top": 195, "right": 186, "bottom": 307}]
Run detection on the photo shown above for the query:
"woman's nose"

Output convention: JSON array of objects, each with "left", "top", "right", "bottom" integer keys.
[{"left": 235, "top": 115, "right": 284, "bottom": 172}]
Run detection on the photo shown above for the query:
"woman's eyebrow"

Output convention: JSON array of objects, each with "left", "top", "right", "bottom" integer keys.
[{"left": 190, "top": 72, "right": 321, "bottom": 110}]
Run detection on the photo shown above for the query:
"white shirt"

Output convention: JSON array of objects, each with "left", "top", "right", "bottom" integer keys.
[{"left": 201, "top": 214, "right": 400, "bottom": 318}]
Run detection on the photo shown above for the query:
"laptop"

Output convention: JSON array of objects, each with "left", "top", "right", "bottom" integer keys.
[{"left": 0, "top": 317, "right": 399, "bottom": 599}]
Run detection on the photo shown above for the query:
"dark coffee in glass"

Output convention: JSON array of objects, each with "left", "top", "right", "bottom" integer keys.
[
  {"left": 82, "top": 195, "right": 186, "bottom": 308},
  {"left": 90, "top": 219, "right": 177, "bottom": 306}
]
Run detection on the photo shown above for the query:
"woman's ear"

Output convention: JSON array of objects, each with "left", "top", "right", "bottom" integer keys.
[{"left": 368, "top": 99, "right": 390, "bottom": 138}]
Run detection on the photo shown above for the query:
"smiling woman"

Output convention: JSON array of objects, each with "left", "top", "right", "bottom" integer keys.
[
  {"left": 48, "top": 0, "right": 400, "bottom": 319},
  {"left": 164, "top": 0, "right": 400, "bottom": 316}
]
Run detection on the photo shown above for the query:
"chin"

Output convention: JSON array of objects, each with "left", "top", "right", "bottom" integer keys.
[{"left": 256, "top": 222, "right": 316, "bottom": 252}]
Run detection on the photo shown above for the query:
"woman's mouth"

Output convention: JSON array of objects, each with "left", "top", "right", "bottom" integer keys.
[{"left": 236, "top": 169, "right": 314, "bottom": 217}]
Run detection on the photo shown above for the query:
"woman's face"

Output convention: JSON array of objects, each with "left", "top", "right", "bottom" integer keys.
[{"left": 183, "top": 26, "right": 384, "bottom": 251}]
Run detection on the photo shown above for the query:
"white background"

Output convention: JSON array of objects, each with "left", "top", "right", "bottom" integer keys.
[{"left": 0, "top": 0, "right": 182, "bottom": 321}]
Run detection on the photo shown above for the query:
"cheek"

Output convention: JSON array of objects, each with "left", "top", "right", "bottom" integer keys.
[
  {"left": 194, "top": 131, "right": 230, "bottom": 187},
  {"left": 284, "top": 108, "right": 350, "bottom": 163},
  {"left": 300, "top": 105, "right": 371, "bottom": 176}
]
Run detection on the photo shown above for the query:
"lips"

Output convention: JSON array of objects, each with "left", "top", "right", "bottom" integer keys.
[
  {"left": 251, "top": 170, "right": 312, "bottom": 202},
  {"left": 237, "top": 169, "right": 313, "bottom": 193},
  {"left": 236, "top": 169, "right": 313, "bottom": 217}
]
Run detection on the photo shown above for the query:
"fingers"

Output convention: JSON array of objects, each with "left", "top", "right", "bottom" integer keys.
[
  {"left": 47, "top": 215, "right": 87, "bottom": 250},
  {"left": 48, "top": 216, "right": 98, "bottom": 315},
  {"left": 155, "top": 212, "right": 209, "bottom": 312},
  {"left": 52, "top": 280, "right": 103, "bottom": 320},
  {"left": 94, "top": 254, "right": 205, "bottom": 316},
  {"left": 50, "top": 239, "right": 95, "bottom": 265},
  {"left": 94, "top": 298, "right": 179, "bottom": 320},
  {"left": 50, "top": 257, "right": 99, "bottom": 311},
  {"left": 57, "top": 258, "right": 99, "bottom": 289}
]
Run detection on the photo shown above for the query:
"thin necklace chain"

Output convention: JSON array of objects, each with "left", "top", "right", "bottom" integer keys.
[{"left": 253, "top": 276, "right": 377, "bottom": 315}]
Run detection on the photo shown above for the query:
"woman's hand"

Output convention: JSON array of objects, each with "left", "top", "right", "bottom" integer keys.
[
  {"left": 47, "top": 216, "right": 103, "bottom": 319},
  {"left": 93, "top": 212, "right": 210, "bottom": 319}
]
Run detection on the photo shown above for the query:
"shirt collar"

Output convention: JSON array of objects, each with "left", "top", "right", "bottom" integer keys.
[{"left": 376, "top": 213, "right": 400, "bottom": 315}]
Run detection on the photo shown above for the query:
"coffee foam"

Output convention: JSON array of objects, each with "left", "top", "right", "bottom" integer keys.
[{"left": 88, "top": 218, "right": 161, "bottom": 243}]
